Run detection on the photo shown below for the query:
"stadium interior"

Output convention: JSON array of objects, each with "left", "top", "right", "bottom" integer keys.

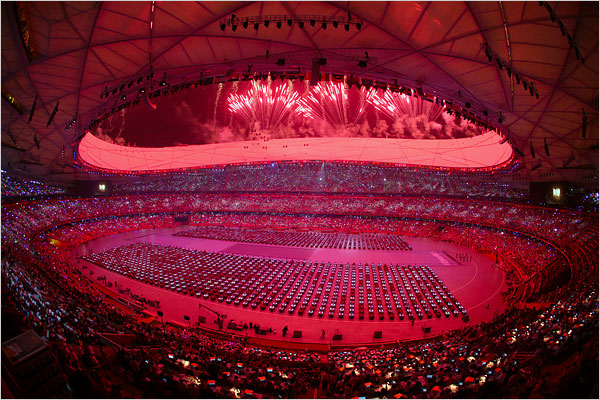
[{"left": 1, "top": 1, "right": 598, "bottom": 399}]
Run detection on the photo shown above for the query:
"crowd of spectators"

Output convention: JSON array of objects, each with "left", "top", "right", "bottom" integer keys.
[
  {"left": 2, "top": 236, "right": 596, "bottom": 398},
  {"left": 1, "top": 190, "right": 597, "bottom": 398},
  {"left": 1, "top": 173, "right": 66, "bottom": 198},
  {"left": 32, "top": 208, "right": 566, "bottom": 293},
  {"left": 175, "top": 226, "right": 411, "bottom": 250},
  {"left": 112, "top": 163, "right": 529, "bottom": 201},
  {"left": 3, "top": 192, "right": 592, "bottom": 249},
  {"left": 4, "top": 192, "right": 594, "bottom": 298}
]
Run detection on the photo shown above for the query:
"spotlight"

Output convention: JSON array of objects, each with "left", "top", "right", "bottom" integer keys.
[
  {"left": 264, "top": 20, "right": 269, "bottom": 27},
  {"left": 243, "top": 21, "right": 248, "bottom": 29},
  {"left": 275, "top": 58, "right": 285, "bottom": 66},
  {"left": 232, "top": 24, "right": 237, "bottom": 31},
  {"left": 465, "top": 102, "right": 471, "bottom": 108},
  {"left": 333, "top": 21, "right": 338, "bottom": 28},
  {"left": 220, "top": 23, "right": 226, "bottom": 31},
  {"left": 535, "top": 91, "right": 539, "bottom": 100},
  {"left": 299, "top": 21, "right": 304, "bottom": 28},
  {"left": 121, "top": 94, "right": 127, "bottom": 100},
  {"left": 515, "top": 74, "right": 520, "bottom": 84},
  {"left": 496, "top": 58, "right": 503, "bottom": 70},
  {"left": 523, "top": 80, "right": 528, "bottom": 91},
  {"left": 483, "top": 110, "right": 488, "bottom": 116},
  {"left": 310, "top": 19, "right": 315, "bottom": 27},
  {"left": 138, "top": 87, "right": 146, "bottom": 94},
  {"left": 254, "top": 22, "right": 259, "bottom": 30},
  {"left": 287, "top": 19, "right": 292, "bottom": 26},
  {"left": 358, "top": 60, "right": 367, "bottom": 68},
  {"left": 507, "top": 67, "right": 511, "bottom": 77},
  {"left": 356, "top": 22, "right": 361, "bottom": 30},
  {"left": 277, "top": 21, "right": 282, "bottom": 29},
  {"left": 159, "top": 80, "right": 167, "bottom": 87},
  {"left": 322, "top": 22, "right": 327, "bottom": 29},
  {"left": 344, "top": 23, "right": 349, "bottom": 31},
  {"left": 317, "top": 57, "right": 327, "bottom": 65}
]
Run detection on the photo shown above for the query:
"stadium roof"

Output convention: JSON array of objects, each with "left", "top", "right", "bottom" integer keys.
[{"left": 1, "top": 1, "right": 598, "bottom": 183}]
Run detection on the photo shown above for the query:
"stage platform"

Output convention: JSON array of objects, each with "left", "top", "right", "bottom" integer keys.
[{"left": 72, "top": 226, "right": 507, "bottom": 347}]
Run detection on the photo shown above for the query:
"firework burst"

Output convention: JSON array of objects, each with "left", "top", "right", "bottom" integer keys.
[
  {"left": 369, "top": 91, "right": 445, "bottom": 122},
  {"left": 297, "top": 82, "right": 376, "bottom": 128},
  {"left": 227, "top": 80, "right": 300, "bottom": 131}
]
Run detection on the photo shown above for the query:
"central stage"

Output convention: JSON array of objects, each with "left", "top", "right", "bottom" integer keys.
[{"left": 73, "top": 226, "right": 507, "bottom": 347}]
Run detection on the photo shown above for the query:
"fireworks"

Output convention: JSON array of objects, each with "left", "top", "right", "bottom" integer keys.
[
  {"left": 369, "top": 91, "right": 445, "bottom": 122},
  {"left": 297, "top": 82, "right": 376, "bottom": 128},
  {"left": 227, "top": 80, "right": 300, "bottom": 131}
]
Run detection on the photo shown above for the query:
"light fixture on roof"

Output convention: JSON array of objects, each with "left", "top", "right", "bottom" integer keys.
[
  {"left": 220, "top": 23, "right": 225, "bottom": 31},
  {"left": 159, "top": 72, "right": 167, "bottom": 86},
  {"left": 344, "top": 23, "right": 349, "bottom": 31},
  {"left": 287, "top": 18, "right": 292, "bottom": 26},
  {"left": 276, "top": 21, "right": 282, "bottom": 29},
  {"left": 254, "top": 22, "right": 259, "bottom": 30},
  {"left": 231, "top": 24, "right": 237, "bottom": 31},
  {"left": 46, "top": 101, "right": 59, "bottom": 127},
  {"left": 484, "top": 43, "right": 493, "bottom": 62},
  {"left": 264, "top": 20, "right": 269, "bottom": 27},
  {"left": 322, "top": 22, "right": 327, "bottom": 29},
  {"left": 28, "top": 93, "right": 38, "bottom": 123},
  {"left": 299, "top": 21, "right": 304, "bottom": 28},
  {"left": 243, "top": 20, "right": 248, "bottom": 29},
  {"left": 356, "top": 22, "right": 361, "bottom": 30}
]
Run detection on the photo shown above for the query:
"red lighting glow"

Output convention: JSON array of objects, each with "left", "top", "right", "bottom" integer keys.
[{"left": 77, "top": 130, "right": 513, "bottom": 173}]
